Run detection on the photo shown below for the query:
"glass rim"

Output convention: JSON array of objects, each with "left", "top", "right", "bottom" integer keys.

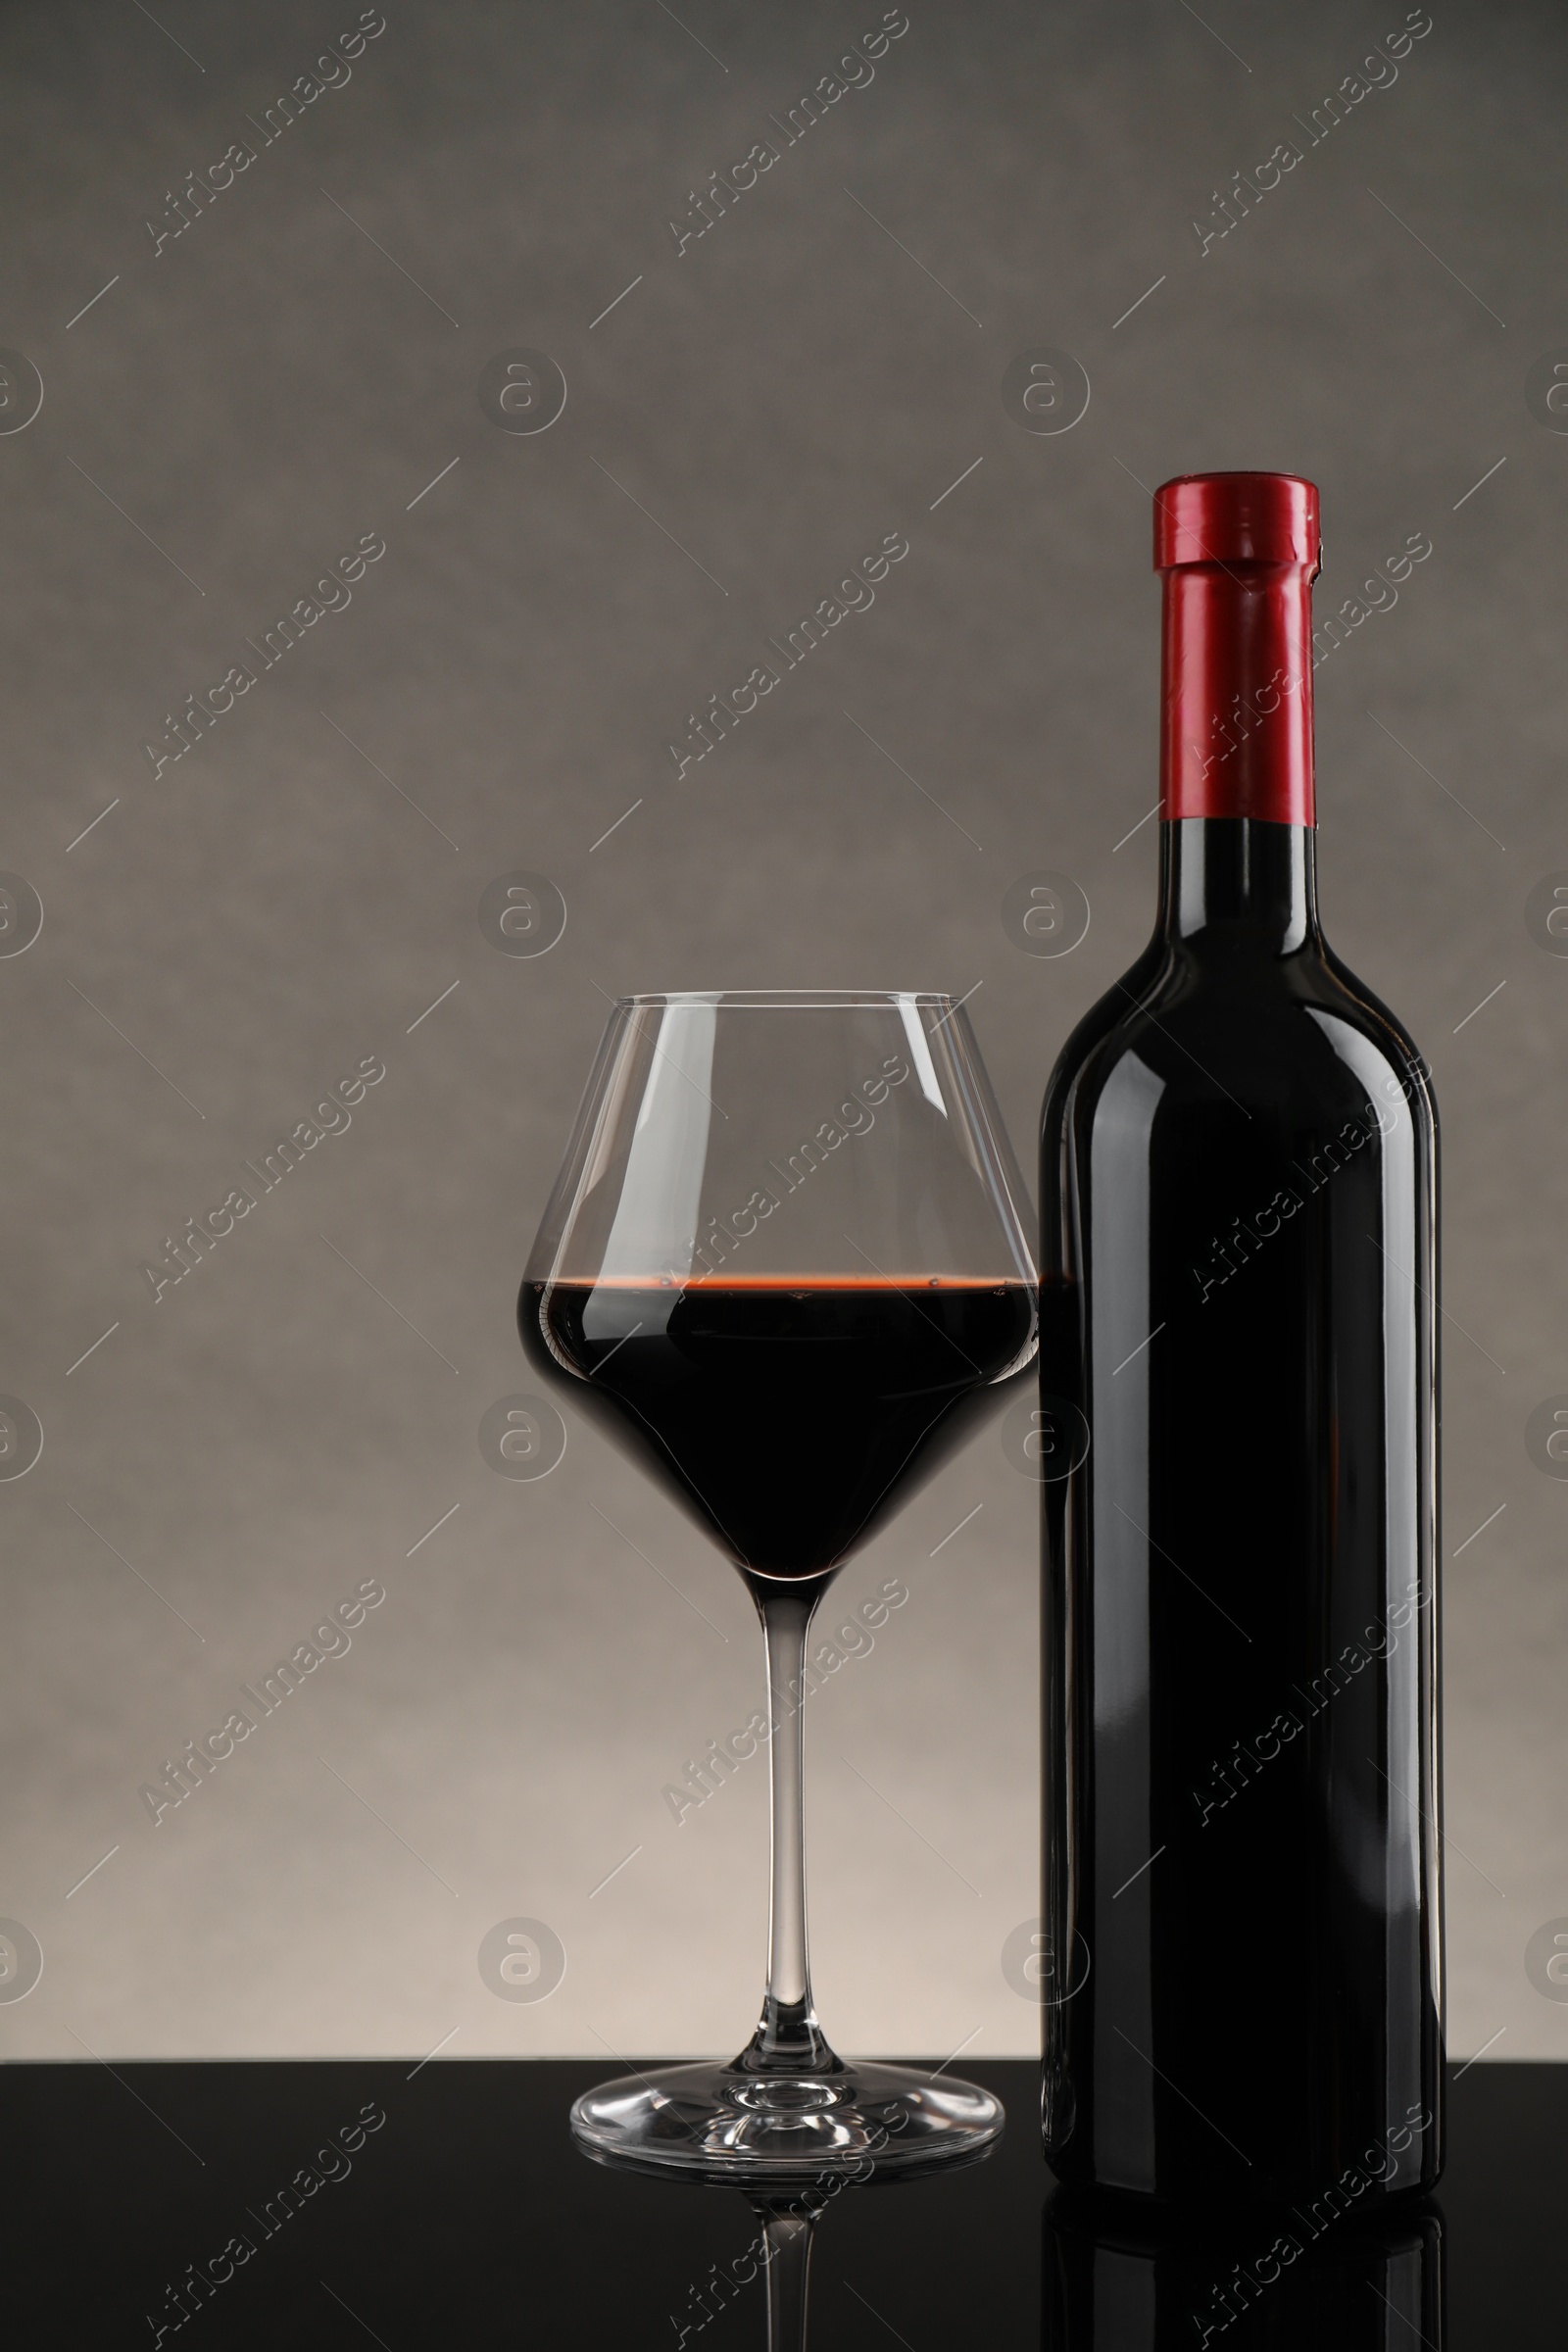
[{"left": 608, "top": 988, "right": 968, "bottom": 1009}]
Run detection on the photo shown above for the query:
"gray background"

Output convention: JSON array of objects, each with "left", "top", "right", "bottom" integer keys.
[{"left": 0, "top": 0, "right": 1562, "bottom": 2065}]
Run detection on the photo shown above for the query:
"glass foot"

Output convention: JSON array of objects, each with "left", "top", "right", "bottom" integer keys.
[{"left": 568, "top": 2058, "right": 1004, "bottom": 2180}]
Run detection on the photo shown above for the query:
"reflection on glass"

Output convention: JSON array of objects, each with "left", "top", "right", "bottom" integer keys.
[
  {"left": 523, "top": 993, "right": 1037, "bottom": 2178},
  {"left": 1041, "top": 2188, "right": 1444, "bottom": 2347}
]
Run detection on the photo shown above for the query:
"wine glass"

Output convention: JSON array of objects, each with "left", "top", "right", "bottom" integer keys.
[{"left": 520, "top": 991, "right": 1037, "bottom": 2177}]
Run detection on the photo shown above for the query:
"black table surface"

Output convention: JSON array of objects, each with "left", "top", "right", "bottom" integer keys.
[{"left": 7, "top": 2056, "right": 1561, "bottom": 2344}]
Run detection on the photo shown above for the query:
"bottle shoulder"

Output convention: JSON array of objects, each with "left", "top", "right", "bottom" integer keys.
[
  {"left": 1313, "top": 940, "right": 1436, "bottom": 1119},
  {"left": 1042, "top": 932, "right": 1436, "bottom": 1151}
]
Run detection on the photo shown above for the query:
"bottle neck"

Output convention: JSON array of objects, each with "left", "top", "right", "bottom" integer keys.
[
  {"left": 1157, "top": 818, "right": 1318, "bottom": 951},
  {"left": 1160, "top": 560, "right": 1315, "bottom": 824}
]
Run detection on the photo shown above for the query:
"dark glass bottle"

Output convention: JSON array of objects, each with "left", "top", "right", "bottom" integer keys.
[{"left": 1040, "top": 472, "right": 1443, "bottom": 2204}]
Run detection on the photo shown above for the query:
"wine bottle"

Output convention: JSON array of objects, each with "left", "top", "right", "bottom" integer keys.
[{"left": 1039, "top": 472, "right": 1443, "bottom": 2204}]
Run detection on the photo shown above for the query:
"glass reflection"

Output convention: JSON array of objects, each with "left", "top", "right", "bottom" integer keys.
[{"left": 587, "top": 2131, "right": 997, "bottom": 2348}]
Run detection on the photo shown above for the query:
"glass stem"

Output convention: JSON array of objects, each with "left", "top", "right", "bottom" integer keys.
[{"left": 740, "top": 1579, "right": 836, "bottom": 2073}]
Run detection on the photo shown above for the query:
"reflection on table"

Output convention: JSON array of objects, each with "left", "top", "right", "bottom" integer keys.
[{"left": 1042, "top": 2185, "right": 1444, "bottom": 2348}]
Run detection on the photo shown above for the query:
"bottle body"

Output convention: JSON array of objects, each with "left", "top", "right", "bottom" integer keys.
[{"left": 1040, "top": 476, "right": 1443, "bottom": 2205}]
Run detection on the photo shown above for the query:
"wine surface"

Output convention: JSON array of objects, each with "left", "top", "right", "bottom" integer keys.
[{"left": 521, "top": 1276, "right": 1034, "bottom": 1578}]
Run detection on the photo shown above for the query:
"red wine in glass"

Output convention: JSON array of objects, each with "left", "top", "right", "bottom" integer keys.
[{"left": 525, "top": 1275, "right": 1035, "bottom": 1578}]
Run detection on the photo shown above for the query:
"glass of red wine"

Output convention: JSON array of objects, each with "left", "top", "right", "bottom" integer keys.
[{"left": 520, "top": 991, "right": 1037, "bottom": 2177}]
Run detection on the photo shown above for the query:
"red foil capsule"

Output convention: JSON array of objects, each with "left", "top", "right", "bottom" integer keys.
[{"left": 1154, "top": 470, "right": 1321, "bottom": 825}]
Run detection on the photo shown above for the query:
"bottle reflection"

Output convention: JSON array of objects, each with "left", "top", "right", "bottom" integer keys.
[{"left": 1042, "top": 2188, "right": 1444, "bottom": 2347}]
